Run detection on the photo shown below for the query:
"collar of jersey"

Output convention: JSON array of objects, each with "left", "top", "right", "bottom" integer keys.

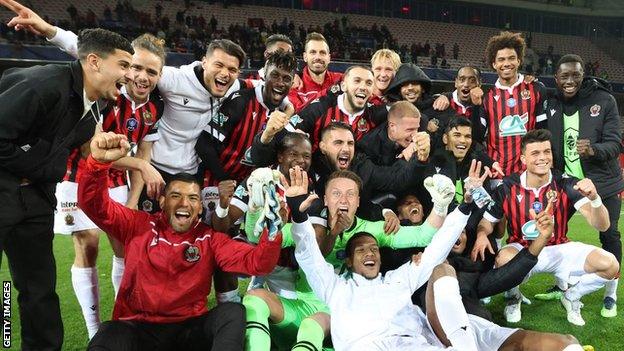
[
  {"left": 452, "top": 90, "right": 468, "bottom": 114},
  {"left": 519, "top": 170, "right": 553, "bottom": 196},
  {"left": 337, "top": 94, "right": 366, "bottom": 120},
  {"left": 495, "top": 73, "right": 524, "bottom": 93},
  {"left": 120, "top": 85, "right": 150, "bottom": 111}
]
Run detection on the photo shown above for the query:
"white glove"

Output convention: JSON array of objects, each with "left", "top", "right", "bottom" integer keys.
[
  {"left": 247, "top": 168, "right": 281, "bottom": 213},
  {"left": 424, "top": 174, "right": 455, "bottom": 216}
]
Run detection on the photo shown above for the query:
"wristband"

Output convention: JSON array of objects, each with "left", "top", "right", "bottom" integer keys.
[
  {"left": 286, "top": 194, "right": 309, "bottom": 223},
  {"left": 381, "top": 209, "right": 394, "bottom": 217},
  {"left": 215, "top": 204, "right": 229, "bottom": 218},
  {"left": 590, "top": 195, "right": 603, "bottom": 208}
]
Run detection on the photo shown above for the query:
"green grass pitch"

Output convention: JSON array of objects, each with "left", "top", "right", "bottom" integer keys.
[{"left": 0, "top": 210, "right": 622, "bottom": 350}]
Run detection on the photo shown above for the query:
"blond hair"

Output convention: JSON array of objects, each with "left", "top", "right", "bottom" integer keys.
[{"left": 370, "top": 49, "right": 401, "bottom": 71}]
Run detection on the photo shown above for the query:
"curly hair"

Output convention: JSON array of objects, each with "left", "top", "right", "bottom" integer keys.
[
  {"left": 485, "top": 31, "right": 525, "bottom": 66},
  {"left": 265, "top": 50, "right": 298, "bottom": 73}
]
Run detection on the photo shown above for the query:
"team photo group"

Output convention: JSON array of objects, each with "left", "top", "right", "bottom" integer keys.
[{"left": 0, "top": 0, "right": 622, "bottom": 350}]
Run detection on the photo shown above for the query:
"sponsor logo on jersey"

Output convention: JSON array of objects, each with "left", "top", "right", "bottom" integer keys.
[
  {"left": 289, "top": 114, "right": 303, "bottom": 126},
  {"left": 234, "top": 184, "right": 249, "bottom": 199},
  {"left": 499, "top": 112, "right": 528, "bottom": 137},
  {"left": 521, "top": 220, "right": 539, "bottom": 240},
  {"left": 212, "top": 112, "right": 229, "bottom": 127},
  {"left": 240, "top": 147, "right": 255, "bottom": 166}
]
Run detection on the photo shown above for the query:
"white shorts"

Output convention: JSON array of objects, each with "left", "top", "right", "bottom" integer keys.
[
  {"left": 504, "top": 241, "right": 597, "bottom": 283},
  {"left": 54, "top": 181, "right": 128, "bottom": 235}
]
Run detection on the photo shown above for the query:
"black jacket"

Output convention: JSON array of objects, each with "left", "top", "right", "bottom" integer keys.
[
  {"left": 546, "top": 78, "right": 624, "bottom": 198},
  {"left": 356, "top": 120, "right": 428, "bottom": 167},
  {"left": 0, "top": 60, "right": 97, "bottom": 205}
]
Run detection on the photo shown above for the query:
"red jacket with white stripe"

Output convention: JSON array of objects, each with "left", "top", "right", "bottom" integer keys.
[{"left": 77, "top": 156, "right": 282, "bottom": 323}]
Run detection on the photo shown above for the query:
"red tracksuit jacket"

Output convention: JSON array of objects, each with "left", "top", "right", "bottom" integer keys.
[{"left": 77, "top": 156, "right": 282, "bottom": 323}]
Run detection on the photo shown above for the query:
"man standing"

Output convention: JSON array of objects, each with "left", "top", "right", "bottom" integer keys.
[
  {"left": 546, "top": 54, "right": 624, "bottom": 317},
  {"left": 0, "top": 20, "right": 133, "bottom": 350}
]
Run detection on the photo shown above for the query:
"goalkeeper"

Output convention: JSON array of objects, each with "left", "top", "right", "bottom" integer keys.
[{"left": 242, "top": 169, "right": 457, "bottom": 350}]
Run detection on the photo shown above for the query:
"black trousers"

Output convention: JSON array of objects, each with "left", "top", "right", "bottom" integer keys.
[
  {"left": 88, "top": 302, "right": 245, "bottom": 351},
  {"left": 0, "top": 183, "right": 63, "bottom": 351},
  {"left": 600, "top": 194, "right": 622, "bottom": 266}
]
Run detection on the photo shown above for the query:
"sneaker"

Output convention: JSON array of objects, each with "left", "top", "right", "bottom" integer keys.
[
  {"left": 560, "top": 295, "right": 585, "bottom": 326},
  {"left": 504, "top": 296, "right": 522, "bottom": 323},
  {"left": 601, "top": 297, "right": 617, "bottom": 318},
  {"left": 534, "top": 285, "right": 564, "bottom": 301},
  {"left": 505, "top": 290, "right": 532, "bottom": 305}
]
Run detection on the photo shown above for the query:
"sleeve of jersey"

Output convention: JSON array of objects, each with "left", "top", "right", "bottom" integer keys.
[
  {"left": 211, "top": 230, "right": 282, "bottom": 276},
  {"left": 291, "top": 220, "right": 340, "bottom": 303},
  {"left": 77, "top": 156, "right": 148, "bottom": 244},
  {"left": 405, "top": 208, "right": 470, "bottom": 292},
  {"left": 375, "top": 221, "right": 439, "bottom": 249},
  {"left": 534, "top": 81, "right": 548, "bottom": 127},
  {"left": 249, "top": 131, "right": 280, "bottom": 167},
  {"left": 483, "top": 185, "right": 505, "bottom": 223},
  {"left": 290, "top": 97, "right": 327, "bottom": 134},
  {"left": 46, "top": 27, "right": 78, "bottom": 58},
  {"left": 591, "top": 95, "right": 623, "bottom": 161},
  {"left": 564, "top": 176, "right": 591, "bottom": 210}
]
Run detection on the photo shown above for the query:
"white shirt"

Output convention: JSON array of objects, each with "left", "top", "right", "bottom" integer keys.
[{"left": 291, "top": 209, "right": 469, "bottom": 351}]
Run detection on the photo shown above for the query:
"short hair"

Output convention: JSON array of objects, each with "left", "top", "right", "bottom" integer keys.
[
  {"left": 277, "top": 132, "right": 312, "bottom": 155},
  {"left": 265, "top": 50, "right": 298, "bottom": 74},
  {"left": 343, "top": 65, "right": 373, "bottom": 79},
  {"left": 77, "top": 28, "right": 133, "bottom": 61},
  {"left": 325, "top": 170, "right": 363, "bottom": 194},
  {"left": 320, "top": 121, "right": 354, "bottom": 141},
  {"left": 456, "top": 65, "right": 481, "bottom": 83},
  {"left": 346, "top": 232, "right": 378, "bottom": 258},
  {"left": 444, "top": 117, "right": 473, "bottom": 134},
  {"left": 556, "top": 54, "right": 584, "bottom": 71},
  {"left": 266, "top": 34, "right": 293, "bottom": 50},
  {"left": 388, "top": 101, "right": 420, "bottom": 121},
  {"left": 520, "top": 129, "right": 552, "bottom": 152},
  {"left": 206, "top": 39, "right": 246, "bottom": 68},
  {"left": 164, "top": 173, "right": 202, "bottom": 194},
  {"left": 485, "top": 31, "right": 525, "bottom": 66},
  {"left": 371, "top": 49, "right": 401, "bottom": 71},
  {"left": 131, "top": 33, "right": 166, "bottom": 68},
  {"left": 305, "top": 32, "right": 328, "bottom": 51}
]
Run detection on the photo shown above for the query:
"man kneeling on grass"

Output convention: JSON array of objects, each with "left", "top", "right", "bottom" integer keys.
[
  {"left": 77, "top": 132, "right": 282, "bottom": 351},
  {"left": 282, "top": 163, "right": 584, "bottom": 351}
]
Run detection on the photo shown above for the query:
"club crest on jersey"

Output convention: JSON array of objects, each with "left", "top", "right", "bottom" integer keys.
[
  {"left": 499, "top": 112, "right": 528, "bottom": 137},
  {"left": 184, "top": 245, "right": 201, "bottom": 263},
  {"left": 240, "top": 147, "right": 255, "bottom": 166},
  {"left": 330, "top": 84, "right": 341, "bottom": 94},
  {"left": 356, "top": 118, "right": 369, "bottom": 132},
  {"left": 546, "top": 190, "right": 558, "bottom": 203},
  {"left": 65, "top": 214, "right": 75, "bottom": 226},
  {"left": 142, "top": 200, "right": 153, "bottom": 212},
  {"left": 589, "top": 104, "right": 601, "bottom": 117},
  {"left": 289, "top": 114, "right": 303, "bottom": 126},
  {"left": 212, "top": 112, "right": 229, "bottom": 127},
  {"left": 520, "top": 90, "right": 531, "bottom": 100},
  {"left": 506, "top": 98, "right": 517, "bottom": 108},
  {"left": 521, "top": 220, "right": 539, "bottom": 240},
  {"left": 143, "top": 110, "right": 154, "bottom": 125},
  {"left": 126, "top": 118, "right": 138, "bottom": 131}
]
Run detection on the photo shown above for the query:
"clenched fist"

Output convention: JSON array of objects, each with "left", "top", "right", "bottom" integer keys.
[{"left": 90, "top": 132, "right": 130, "bottom": 163}]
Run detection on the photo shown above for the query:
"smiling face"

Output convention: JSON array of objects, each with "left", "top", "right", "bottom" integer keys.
[
  {"left": 521, "top": 140, "right": 553, "bottom": 177},
  {"left": 443, "top": 125, "right": 473, "bottom": 161},
  {"left": 263, "top": 64, "right": 294, "bottom": 107},
  {"left": 319, "top": 128, "right": 355, "bottom": 171},
  {"left": 90, "top": 49, "right": 133, "bottom": 101},
  {"left": 342, "top": 67, "right": 374, "bottom": 113},
  {"left": 324, "top": 177, "right": 359, "bottom": 226},
  {"left": 303, "top": 40, "right": 330, "bottom": 75},
  {"left": 125, "top": 48, "right": 163, "bottom": 103},
  {"left": 397, "top": 195, "right": 424, "bottom": 225},
  {"left": 388, "top": 115, "right": 420, "bottom": 148},
  {"left": 399, "top": 82, "right": 423, "bottom": 103},
  {"left": 277, "top": 138, "right": 312, "bottom": 173},
  {"left": 492, "top": 48, "right": 520, "bottom": 83},
  {"left": 454, "top": 67, "right": 480, "bottom": 104},
  {"left": 202, "top": 48, "right": 241, "bottom": 98},
  {"left": 346, "top": 234, "right": 381, "bottom": 279},
  {"left": 159, "top": 180, "right": 203, "bottom": 233},
  {"left": 372, "top": 57, "right": 396, "bottom": 93},
  {"left": 555, "top": 62, "right": 583, "bottom": 100}
]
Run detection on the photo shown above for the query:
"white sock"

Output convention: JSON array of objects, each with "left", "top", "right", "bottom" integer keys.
[
  {"left": 565, "top": 273, "right": 610, "bottom": 301},
  {"left": 562, "top": 344, "right": 584, "bottom": 351},
  {"left": 433, "top": 276, "right": 478, "bottom": 351},
  {"left": 556, "top": 277, "right": 569, "bottom": 291},
  {"left": 216, "top": 289, "right": 241, "bottom": 304},
  {"left": 111, "top": 255, "right": 125, "bottom": 299},
  {"left": 71, "top": 265, "right": 100, "bottom": 339},
  {"left": 604, "top": 278, "right": 618, "bottom": 300},
  {"left": 495, "top": 238, "right": 503, "bottom": 250}
]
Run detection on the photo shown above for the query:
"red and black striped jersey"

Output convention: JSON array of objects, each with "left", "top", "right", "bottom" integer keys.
[
  {"left": 200, "top": 83, "right": 290, "bottom": 186},
  {"left": 449, "top": 90, "right": 474, "bottom": 119},
  {"left": 481, "top": 76, "right": 546, "bottom": 176},
  {"left": 484, "top": 170, "right": 589, "bottom": 248},
  {"left": 63, "top": 89, "right": 163, "bottom": 187},
  {"left": 289, "top": 93, "right": 388, "bottom": 150}
]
